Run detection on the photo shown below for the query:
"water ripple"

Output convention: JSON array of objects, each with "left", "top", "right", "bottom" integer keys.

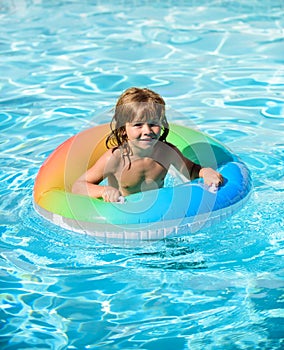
[{"left": 1, "top": 1, "right": 284, "bottom": 349}]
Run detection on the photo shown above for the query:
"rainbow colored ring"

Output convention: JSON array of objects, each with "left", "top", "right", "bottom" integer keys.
[{"left": 33, "top": 123, "right": 252, "bottom": 242}]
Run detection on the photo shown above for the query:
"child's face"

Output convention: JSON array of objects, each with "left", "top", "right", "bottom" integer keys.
[{"left": 125, "top": 120, "right": 161, "bottom": 151}]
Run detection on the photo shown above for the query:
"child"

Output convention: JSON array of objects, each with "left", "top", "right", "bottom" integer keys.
[{"left": 72, "top": 87, "right": 223, "bottom": 202}]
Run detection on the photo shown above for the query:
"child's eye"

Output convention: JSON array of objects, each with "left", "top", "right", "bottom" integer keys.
[{"left": 131, "top": 122, "right": 160, "bottom": 128}]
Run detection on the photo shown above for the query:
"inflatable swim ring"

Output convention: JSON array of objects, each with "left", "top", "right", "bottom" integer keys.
[{"left": 33, "top": 123, "right": 252, "bottom": 243}]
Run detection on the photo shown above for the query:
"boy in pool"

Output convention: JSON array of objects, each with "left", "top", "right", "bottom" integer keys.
[{"left": 72, "top": 87, "right": 223, "bottom": 202}]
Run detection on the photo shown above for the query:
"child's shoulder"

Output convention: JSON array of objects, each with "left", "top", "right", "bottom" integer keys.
[
  {"left": 159, "top": 141, "right": 180, "bottom": 152},
  {"left": 154, "top": 141, "right": 182, "bottom": 161},
  {"left": 106, "top": 147, "right": 122, "bottom": 160},
  {"left": 98, "top": 147, "right": 121, "bottom": 165},
  {"left": 100, "top": 147, "right": 122, "bottom": 172}
]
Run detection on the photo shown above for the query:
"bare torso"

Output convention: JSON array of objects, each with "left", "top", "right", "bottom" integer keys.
[
  {"left": 106, "top": 143, "right": 173, "bottom": 196},
  {"left": 102, "top": 140, "right": 201, "bottom": 197},
  {"left": 115, "top": 158, "right": 167, "bottom": 196}
]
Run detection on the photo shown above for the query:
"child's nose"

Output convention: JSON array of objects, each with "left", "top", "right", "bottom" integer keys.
[{"left": 142, "top": 123, "right": 152, "bottom": 134}]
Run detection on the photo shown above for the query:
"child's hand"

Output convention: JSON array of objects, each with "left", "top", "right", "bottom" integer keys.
[
  {"left": 199, "top": 167, "right": 223, "bottom": 187},
  {"left": 102, "top": 186, "right": 122, "bottom": 202}
]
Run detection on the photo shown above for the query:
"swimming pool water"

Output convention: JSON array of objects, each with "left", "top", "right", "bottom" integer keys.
[{"left": 1, "top": 0, "right": 284, "bottom": 349}]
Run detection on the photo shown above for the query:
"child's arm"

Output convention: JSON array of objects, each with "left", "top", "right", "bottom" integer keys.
[
  {"left": 169, "top": 144, "right": 223, "bottom": 187},
  {"left": 72, "top": 149, "right": 122, "bottom": 202}
]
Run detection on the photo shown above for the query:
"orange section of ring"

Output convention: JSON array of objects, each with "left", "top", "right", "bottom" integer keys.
[{"left": 33, "top": 123, "right": 110, "bottom": 204}]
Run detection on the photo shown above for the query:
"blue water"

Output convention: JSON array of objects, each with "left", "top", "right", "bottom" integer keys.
[{"left": 1, "top": 0, "right": 284, "bottom": 349}]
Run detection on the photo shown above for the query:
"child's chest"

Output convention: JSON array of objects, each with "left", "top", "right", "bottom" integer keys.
[{"left": 117, "top": 158, "right": 168, "bottom": 195}]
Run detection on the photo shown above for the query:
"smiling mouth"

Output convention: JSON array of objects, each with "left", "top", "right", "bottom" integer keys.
[
  {"left": 140, "top": 137, "right": 157, "bottom": 141},
  {"left": 139, "top": 139, "right": 155, "bottom": 144}
]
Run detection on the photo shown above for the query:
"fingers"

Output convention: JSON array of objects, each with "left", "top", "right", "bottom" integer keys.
[
  {"left": 215, "top": 174, "right": 224, "bottom": 187},
  {"left": 210, "top": 176, "right": 223, "bottom": 187},
  {"left": 102, "top": 187, "right": 122, "bottom": 202},
  {"left": 200, "top": 168, "right": 224, "bottom": 187}
]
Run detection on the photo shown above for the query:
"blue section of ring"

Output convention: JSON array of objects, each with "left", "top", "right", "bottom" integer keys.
[{"left": 87, "top": 161, "right": 252, "bottom": 225}]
